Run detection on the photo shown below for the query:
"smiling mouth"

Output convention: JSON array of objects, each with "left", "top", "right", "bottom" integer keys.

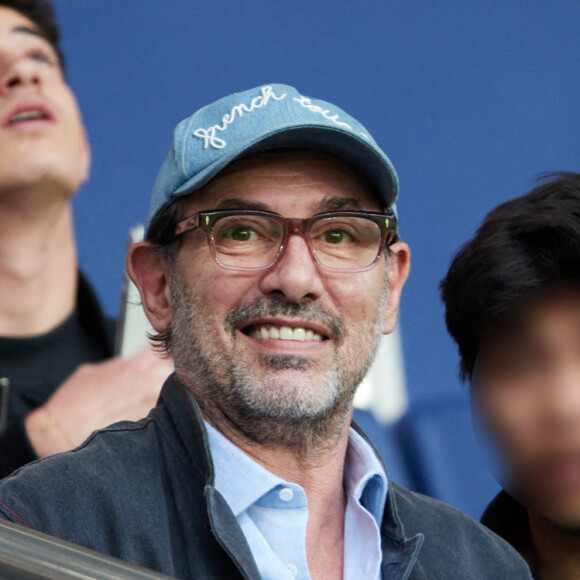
[{"left": 243, "top": 324, "right": 326, "bottom": 342}]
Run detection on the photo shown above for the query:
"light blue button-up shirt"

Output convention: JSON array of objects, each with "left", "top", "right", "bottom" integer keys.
[{"left": 206, "top": 422, "right": 388, "bottom": 580}]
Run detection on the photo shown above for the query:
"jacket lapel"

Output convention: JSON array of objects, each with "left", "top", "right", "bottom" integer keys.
[
  {"left": 162, "top": 376, "right": 261, "bottom": 579},
  {"left": 205, "top": 487, "right": 262, "bottom": 580},
  {"left": 351, "top": 421, "right": 425, "bottom": 579}
]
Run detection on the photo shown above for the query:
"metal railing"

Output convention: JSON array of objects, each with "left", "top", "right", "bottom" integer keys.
[{"left": 0, "top": 519, "right": 174, "bottom": 579}]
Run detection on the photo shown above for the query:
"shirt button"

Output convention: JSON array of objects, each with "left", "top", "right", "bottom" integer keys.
[
  {"left": 279, "top": 487, "right": 294, "bottom": 502},
  {"left": 286, "top": 563, "right": 298, "bottom": 577}
]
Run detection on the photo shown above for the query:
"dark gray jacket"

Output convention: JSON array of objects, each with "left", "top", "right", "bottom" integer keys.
[{"left": 0, "top": 376, "right": 532, "bottom": 579}]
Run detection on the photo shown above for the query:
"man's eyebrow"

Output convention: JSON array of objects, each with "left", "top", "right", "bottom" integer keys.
[
  {"left": 317, "top": 197, "right": 365, "bottom": 211},
  {"left": 215, "top": 198, "right": 271, "bottom": 211},
  {"left": 214, "top": 196, "right": 367, "bottom": 213}
]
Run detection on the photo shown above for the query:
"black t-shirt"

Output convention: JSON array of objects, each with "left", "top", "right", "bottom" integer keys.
[
  {"left": 481, "top": 491, "right": 541, "bottom": 580},
  {"left": 0, "top": 273, "right": 114, "bottom": 477}
]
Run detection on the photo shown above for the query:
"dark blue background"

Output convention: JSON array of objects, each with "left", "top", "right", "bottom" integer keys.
[{"left": 52, "top": 0, "right": 580, "bottom": 517}]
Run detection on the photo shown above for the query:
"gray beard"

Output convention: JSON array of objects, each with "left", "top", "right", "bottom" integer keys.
[{"left": 169, "top": 275, "right": 388, "bottom": 454}]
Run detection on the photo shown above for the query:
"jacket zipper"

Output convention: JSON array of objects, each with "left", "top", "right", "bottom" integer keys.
[{"left": 0, "top": 377, "right": 9, "bottom": 435}]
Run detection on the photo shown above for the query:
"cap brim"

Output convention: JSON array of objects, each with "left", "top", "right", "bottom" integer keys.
[{"left": 172, "top": 125, "right": 398, "bottom": 209}]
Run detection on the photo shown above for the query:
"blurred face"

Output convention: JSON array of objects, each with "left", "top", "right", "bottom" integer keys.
[
  {"left": 473, "top": 282, "right": 580, "bottom": 528},
  {"left": 0, "top": 7, "right": 89, "bottom": 200},
  {"left": 165, "top": 151, "right": 409, "bottom": 447}
]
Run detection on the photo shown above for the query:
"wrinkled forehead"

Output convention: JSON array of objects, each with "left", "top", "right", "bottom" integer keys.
[{"left": 183, "top": 149, "right": 385, "bottom": 214}]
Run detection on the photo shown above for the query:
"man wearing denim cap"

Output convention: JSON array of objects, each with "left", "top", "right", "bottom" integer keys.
[{"left": 0, "top": 84, "right": 532, "bottom": 579}]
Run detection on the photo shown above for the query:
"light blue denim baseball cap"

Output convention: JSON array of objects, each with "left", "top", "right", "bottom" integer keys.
[{"left": 146, "top": 83, "right": 399, "bottom": 232}]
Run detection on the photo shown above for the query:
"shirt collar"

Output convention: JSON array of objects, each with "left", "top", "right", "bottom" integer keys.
[
  {"left": 206, "top": 420, "right": 388, "bottom": 526},
  {"left": 344, "top": 427, "right": 388, "bottom": 524},
  {"left": 205, "top": 421, "right": 284, "bottom": 516}
]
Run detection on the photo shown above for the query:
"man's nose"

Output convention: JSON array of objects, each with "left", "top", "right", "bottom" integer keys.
[
  {"left": 0, "top": 57, "right": 42, "bottom": 95},
  {"left": 258, "top": 232, "right": 325, "bottom": 302}
]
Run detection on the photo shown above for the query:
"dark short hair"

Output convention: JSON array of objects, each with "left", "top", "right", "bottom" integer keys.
[
  {"left": 440, "top": 172, "right": 580, "bottom": 382},
  {"left": 0, "top": 0, "right": 64, "bottom": 70}
]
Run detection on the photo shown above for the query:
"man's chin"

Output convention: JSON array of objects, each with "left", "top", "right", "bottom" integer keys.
[
  {"left": 225, "top": 377, "right": 352, "bottom": 452},
  {"left": 262, "top": 354, "right": 316, "bottom": 371},
  {"left": 235, "top": 375, "right": 341, "bottom": 420}
]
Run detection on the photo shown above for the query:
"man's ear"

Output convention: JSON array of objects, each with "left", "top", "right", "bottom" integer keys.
[
  {"left": 383, "top": 242, "right": 411, "bottom": 334},
  {"left": 127, "top": 242, "right": 174, "bottom": 333}
]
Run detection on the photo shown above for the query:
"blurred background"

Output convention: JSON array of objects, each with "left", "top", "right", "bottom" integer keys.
[{"left": 53, "top": 0, "right": 580, "bottom": 519}]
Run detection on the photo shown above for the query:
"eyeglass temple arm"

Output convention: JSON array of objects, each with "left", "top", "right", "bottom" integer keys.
[{"left": 174, "top": 214, "right": 202, "bottom": 238}]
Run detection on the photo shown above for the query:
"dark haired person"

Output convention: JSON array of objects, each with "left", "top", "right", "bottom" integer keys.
[
  {"left": 0, "top": 0, "right": 169, "bottom": 477},
  {"left": 0, "top": 84, "right": 532, "bottom": 579},
  {"left": 441, "top": 172, "right": 580, "bottom": 580}
]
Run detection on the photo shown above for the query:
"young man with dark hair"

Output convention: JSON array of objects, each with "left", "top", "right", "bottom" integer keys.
[
  {"left": 0, "top": 83, "right": 532, "bottom": 579},
  {"left": 441, "top": 172, "right": 580, "bottom": 580},
  {"left": 0, "top": 0, "right": 169, "bottom": 477}
]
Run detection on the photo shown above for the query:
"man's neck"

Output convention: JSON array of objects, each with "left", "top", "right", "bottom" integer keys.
[
  {"left": 529, "top": 510, "right": 580, "bottom": 580},
  {"left": 0, "top": 189, "right": 77, "bottom": 337},
  {"left": 202, "top": 397, "right": 352, "bottom": 484}
]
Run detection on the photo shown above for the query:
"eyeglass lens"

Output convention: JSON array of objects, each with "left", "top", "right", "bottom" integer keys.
[{"left": 211, "top": 214, "right": 383, "bottom": 270}]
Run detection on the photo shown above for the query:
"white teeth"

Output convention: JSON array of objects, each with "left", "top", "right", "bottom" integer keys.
[
  {"left": 293, "top": 328, "right": 306, "bottom": 341},
  {"left": 9, "top": 109, "right": 46, "bottom": 123},
  {"left": 280, "top": 326, "right": 293, "bottom": 340},
  {"left": 250, "top": 325, "right": 323, "bottom": 341}
]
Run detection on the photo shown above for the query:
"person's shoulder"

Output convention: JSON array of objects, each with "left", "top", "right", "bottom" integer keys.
[
  {"left": 0, "top": 415, "right": 161, "bottom": 525},
  {"left": 11, "top": 410, "right": 165, "bottom": 475},
  {"left": 390, "top": 481, "right": 479, "bottom": 525},
  {"left": 390, "top": 483, "right": 533, "bottom": 579},
  {"left": 390, "top": 482, "right": 510, "bottom": 540}
]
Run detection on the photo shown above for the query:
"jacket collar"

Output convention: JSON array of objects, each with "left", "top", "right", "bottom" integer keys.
[
  {"left": 350, "top": 422, "right": 425, "bottom": 579},
  {"left": 159, "top": 375, "right": 216, "bottom": 485},
  {"left": 160, "top": 375, "right": 261, "bottom": 579}
]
